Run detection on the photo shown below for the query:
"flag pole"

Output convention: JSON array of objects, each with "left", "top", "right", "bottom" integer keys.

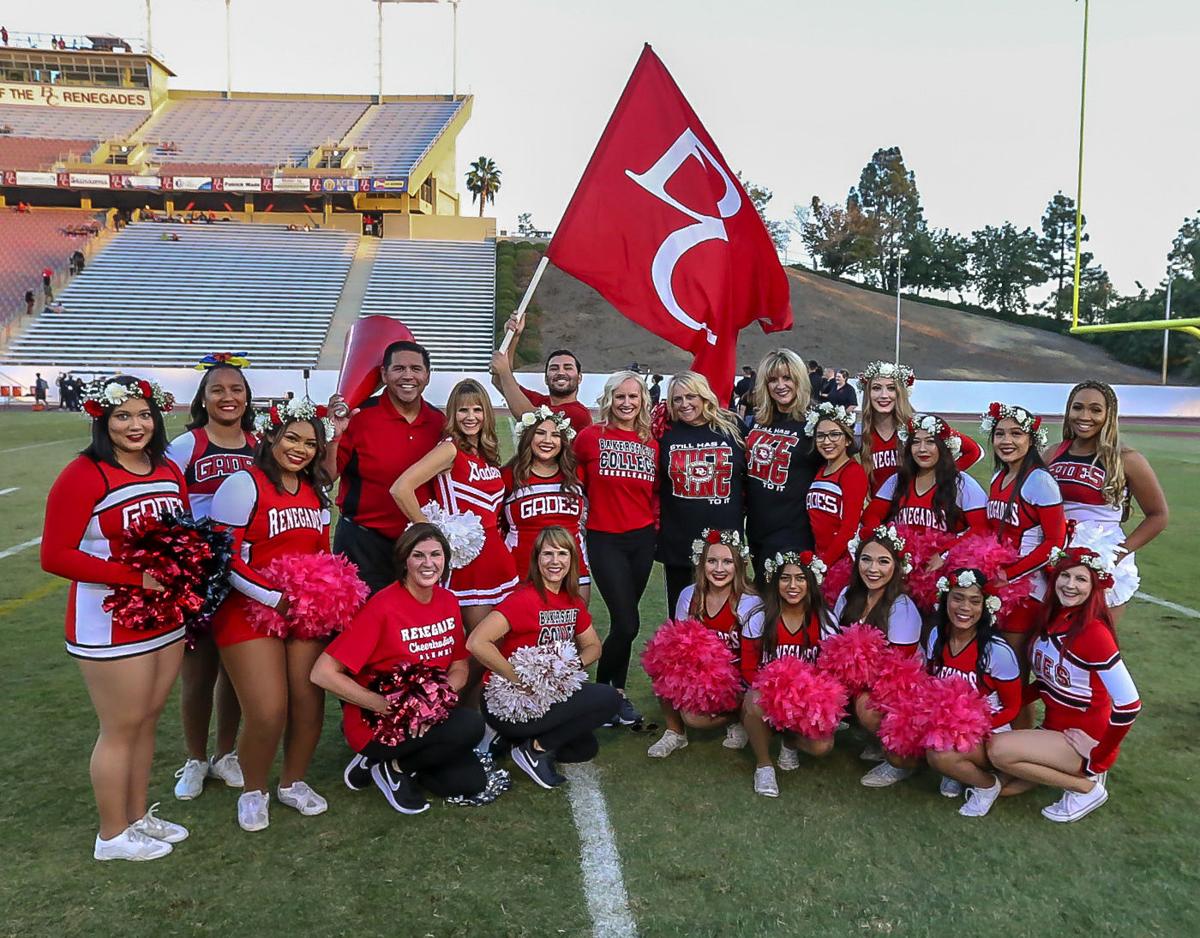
[{"left": 498, "top": 254, "right": 549, "bottom": 353}]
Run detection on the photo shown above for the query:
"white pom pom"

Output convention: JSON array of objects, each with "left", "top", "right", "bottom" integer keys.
[
  {"left": 422, "top": 501, "right": 486, "bottom": 570},
  {"left": 483, "top": 643, "right": 586, "bottom": 722}
]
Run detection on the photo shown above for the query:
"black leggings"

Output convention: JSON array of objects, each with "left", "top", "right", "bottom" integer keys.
[
  {"left": 664, "top": 564, "right": 695, "bottom": 620},
  {"left": 359, "top": 707, "right": 486, "bottom": 797},
  {"left": 484, "top": 683, "right": 620, "bottom": 760},
  {"left": 588, "top": 525, "right": 656, "bottom": 688}
]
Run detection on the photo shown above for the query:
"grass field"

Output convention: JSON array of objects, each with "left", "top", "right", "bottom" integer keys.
[{"left": 1, "top": 409, "right": 1198, "bottom": 937}]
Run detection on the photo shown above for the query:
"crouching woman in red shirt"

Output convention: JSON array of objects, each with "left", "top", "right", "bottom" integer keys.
[
  {"left": 311, "top": 524, "right": 502, "bottom": 814},
  {"left": 468, "top": 526, "right": 620, "bottom": 790}
]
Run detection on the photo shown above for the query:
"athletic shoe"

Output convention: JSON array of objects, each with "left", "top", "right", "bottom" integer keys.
[
  {"left": 722, "top": 723, "right": 749, "bottom": 749},
  {"left": 777, "top": 745, "right": 801, "bottom": 772},
  {"left": 647, "top": 729, "right": 688, "bottom": 758},
  {"left": 94, "top": 826, "right": 173, "bottom": 861},
  {"left": 131, "top": 803, "right": 189, "bottom": 843},
  {"left": 511, "top": 741, "right": 564, "bottom": 790},
  {"left": 173, "top": 758, "right": 208, "bottom": 801},
  {"left": 277, "top": 781, "right": 328, "bottom": 817},
  {"left": 859, "top": 742, "right": 886, "bottom": 762},
  {"left": 959, "top": 776, "right": 1002, "bottom": 818},
  {"left": 1041, "top": 780, "right": 1108, "bottom": 823},
  {"left": 860, "top": 762, "right": 914, "bottom": 788},
  {"left": 370, "top": 760, "right": 430, "bottom": 814},
  {"left": 939, "top": 776, "right": 965, "bottom": 799},
  {"left": 608, "top": 694, "right": 643, "bottom": 727},
  {"left": 343, "top": 753, "right": 373, "bottom": 791},
  {"left": 753, "top": 765, "right": 780, "bottom": 798},
  {"left": 237, "top": 790, "right": 270, "bottom": 832},
  {"left": 208, "top": 752, "right": 244, "bottom": 788}
]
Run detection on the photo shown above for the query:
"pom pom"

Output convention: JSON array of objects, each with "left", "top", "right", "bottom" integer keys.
[
  {"left": 815, "top": 623, "right": 887, "bottom": 694},
  {"left": 650, "top": 401, "right": 671, "bottom": 440},
  {"left": 422, "top": 501, "right": 485, "bottom": 569},
  {"left": 878, "top": 693, "right": 931, "bottom": 759},
  {"left": 369, "top": 662, "right": 459, "bottom": 746},
  {"left": 245, "top": 552, "right": 368, "bottom": 640},
  {"left": 868, "top": 645, "right": 932, "bottom": 713},
  {"left": 484, "top": 643, "right": 586, "bottom": 722},
  {"left": 819, "top": 555, "right": 852, "bottom": 607},
  {"left": 752, "top": 657, "right": 849, "bottom": 739},
  {"left": 942, "top": 533, "right": 1033, "bottom": 628},
  {"left": 641, "top": 619, "right": 743, "bottom": 716},
  {"left": 919, "top": 675, "right": 993, "bottom": 753},
  {"left": 893, "top": 525, "right": 956, "bottom": 612}
]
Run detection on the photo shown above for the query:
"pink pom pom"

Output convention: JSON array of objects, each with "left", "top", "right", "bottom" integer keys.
[
  {"left": 919, "top": 675, "right": 993, "bottom": 753},
  {"left": 370, "top": 662, "right": 459, "bottom": 746},
  {"left": 878, "top": 692, "right": 930, "bottom": 759},
  {"left": 641, "top": 619, "right": 743, "bottom": 716},
  {"left": 820, "top": 555, "right": 852, "bottom": 607},
  {"left": 816, "top": 623, "right": 887, "bottom": 694},
  {"left": 943, "top": 534, "right": 1033, "bottom": 628},
  {"left": 245, "top": 552, "right": 369, "bottom": 640},
  {"left": 868, "top": 644, "right": 932, "bottom": 713},
  {"left": 752, "top": 657, "right": 849, "bottom": 739},
  {"left": 894, "top": 524, "right": 955, "bottom": 612}
]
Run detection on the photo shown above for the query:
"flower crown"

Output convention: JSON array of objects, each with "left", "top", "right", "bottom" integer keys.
[
  {"left": 254, "top": 396, "right": 334, "bottom": 440},
  {"left": 195, "top": 352, "right": 250, "bottom": 371},
  {"left": 82, "top": 378, "right": 175, "bottom": 420},
  {"left": 762, "top": 550, "right": 827, "bottom": 585},
  {"left": 897, "top": 413, "right": 962, "bottom": 459},
  {"left": 980, "top": 402, "right": 1048, "bottom": 450},
  {"left": 518, "top": 404, "right": 576, "bottom": 442},
  {"left": 847, "top": 524, "right": 913, "bottom": 576},
  {"left": 1049, "top": 545, "right": 1115, "bottom": 589},
  {"left": 691, "top": 528, "right": 751, "bottom": 566},
  {"left": 857, "top": 360, "right": 915, "bottom": 391},
  {"left": 936, "top": 569, "right": 1002, "bottom": 615},
  {"left": 804, "top": 401, "right": 855, "bottom": 436}
]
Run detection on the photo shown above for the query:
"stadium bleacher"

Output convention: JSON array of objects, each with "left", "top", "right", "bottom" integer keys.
[
  {"left": 0, "top": 103, "right": 149, "bottom": 143},
  {"left": 0, "top": 136, "right": 93, "bottom": 171},
  {"left": 0, "top": 209, "right": 102, "bottom": 320},
  {"left": 345, "top": 100, "right": 465, "bottom": 175}
]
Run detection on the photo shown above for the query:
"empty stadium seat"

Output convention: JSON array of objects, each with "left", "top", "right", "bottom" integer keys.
[
  {"left": 344, "top": 101, "right": 464, "bottom": 175},
  {"left": 0, "top": 209, "right": 102, "bottom": 319},
  {"left": 0, "top": 103, "right": 149, "bottom": 141},
  {"left": 0, "top": 136, "right": 92, "bottom": 170}
]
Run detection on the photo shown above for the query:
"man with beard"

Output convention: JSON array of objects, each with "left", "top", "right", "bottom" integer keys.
[{"left": 491, "top": 314, "right": 592, "bottom": 434}]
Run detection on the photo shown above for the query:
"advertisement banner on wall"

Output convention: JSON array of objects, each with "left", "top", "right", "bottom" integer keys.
[
  {"left": 311, "top": 177, "right": 359, "bottom": 193},
  {"left": 0, "top": 81, "right": 151, "bottom": 110},
  {"left": 67, "top": 172, "right": 112, "bottom": 189},
  {"left": 217, "top": 177, "right": 262, "bottom": 192},
  {"left": 367, "top": 176, "right": 409, "bottom": 193},
  {"left": 12, "top": 171, "right": 58, "bottom": 187},
  {"left": 124, "top": 175, "right": 163, "bottom": 190},
  {"left": 271, "top": 177, "right": 312, "bottom": 193},
  {"left": 166, "top": 177, "right": 214, "bottom": 191}
]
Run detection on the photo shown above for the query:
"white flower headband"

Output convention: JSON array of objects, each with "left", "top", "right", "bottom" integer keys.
[
  {"left": 691, "top": 528, "right": 751, "bottom": 566},
  {"left": 254, "top": 396, "right": 334, "bottom": 440},
  {"left": 857, "top": 360, "right": 915, "bottom": 392},
  {"left": 1049, "top": 545, "right": 1115, "bottom": 588},
  {"left": 804, "top": 402, "right": 855, "bottom": 436},
  {"left": 762, "top": 550, "right": 827, "bottom": 585},
  {"left": 82, "top": 378, "right": 174, "bottom": 420},
  {"left": 847, "top": 524, "right": 913, "bottom": 576},
  {"left": 936, "top": 569, "right": 1002, "bottom": 615},
  {"left": 896, "top": 413, "right": 962, "bottom": 459},
  {"left": 518, "top": 404, "right": 576, "bottom": 442},
  {"left": 980, "top": 402, "right": 1048, "bottom": 450}
]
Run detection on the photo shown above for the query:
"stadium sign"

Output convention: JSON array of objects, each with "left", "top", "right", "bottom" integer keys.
[
  {"left": 215, "top": 177, "right": 262, "bottom": 192},
  {"left": 162, "top": 176, "right": 214, "bottom": 191},
  {"left": 365, "top": 176, "right": 409, "bottom": 193},
  {"left": 12, "top": 170, "right": 57, "bottom": 187},
  {"left": 62, "top": 172, "right": 112, "bottom": 189},
  {"left": 312, "top": 177, "right": 358, "bottom": 193},
  {"left": 271, "top": 177, "right": 312, "bottom": 193},
  {"left": 0, "top": 81, "right": 151, "bottom": 110}
]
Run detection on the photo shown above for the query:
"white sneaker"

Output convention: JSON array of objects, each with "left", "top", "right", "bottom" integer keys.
[
  {"left": 131, "top": 803, "right": 189, "bottom": 843},
  {"left": 939, "top": 776, "right": 965, "bottom": 799},
  {"left": 1041, "top": 780, "right": 1108, "bottom": 823},
  {"left": 777, "top": 745, "right": 801, "bottom": 771},
  {"left": 753, "top": 765, "right": 780, "bottom": 798},
  {"left": 859, "top": 742, "right": 886, "bottom": 762},
  {"left": 209, "top": 752, "right": 244, "bottom": 788},
  {"left": 277, "top": 780, "right": 328, "bottom": 816},
  {"left": 647, "top": 729, "right": 688, "bottom": 758},
  {"left": 860, "top": 762, "right": 913, "bottom": 788},
  {"left": 173, "top": 758, "right": 209, "bottom": 801},
  {"left": 959, "top": 776, "right": 1002, "bottom": 818},
  {"left": 94, "top": 826, "right": 173, "bottom": 861},
  {"left": 237, "top": 790, "right": 270, "bottom": 832},
  {"left": 723, "top": 723, "right": 749, "bottom": 749}
]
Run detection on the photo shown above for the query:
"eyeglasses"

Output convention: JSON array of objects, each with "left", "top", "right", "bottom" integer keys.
[{"left": 814, "top": 431, "right": 846, "bottom": 443}]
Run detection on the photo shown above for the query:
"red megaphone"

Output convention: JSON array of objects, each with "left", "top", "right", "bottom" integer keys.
[{"left": 336, "top": 315, "right": 416, "bottom": 410}]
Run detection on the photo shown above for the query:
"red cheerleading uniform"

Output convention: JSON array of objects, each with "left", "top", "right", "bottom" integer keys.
[
  {"left": 519, "top": 386, "right": 593, "bottom": 434},
  {"left": 1047, "top": 442, "right": 1126, "bottom": 529},
  {"left": 209, "top": 467, "right": 330, "bottom": 647},
  {"left": 434, "top": 443, "right": 518, "bottom": 607},
  {"left": 739, "top": 609, "right": 839, "bottom": 683},
  {"left": 500, "top": 466, "right": 589, "bottom": 584},
  {"left": 923, "top": 628, "right": 1022, "bottom": 730},
  {"left": 986, "top": 468, "right": 1067, "bottom": 621},
  {"left": 489, "top": 583, "right": 591, "bottom": 679},
  {"left": 41, "top": 455, "right": 189, "bottom": 660},
  {"left": 806, "top": 459, "right": 869, "bottom": 565},
  {"left": 866, "top": 426, "right": 983, "bottom": 495},
  {"left": 166, "top": 427, "right": 257, "bottom": 520},
  {"left": 1028, "top": 612, "right": 1141, "bottom": 773},
  {"left": 325, "top": 582, "right": 467, "bottom": 753},
  {"left": 573, "top": 424, "right": 658, "bottom": 534},
  {"left": 674, "top": 585, "right": 761, "bottom": 659},
  {"left": 860, "top": 472, "right": 989, "bottom": 536}
]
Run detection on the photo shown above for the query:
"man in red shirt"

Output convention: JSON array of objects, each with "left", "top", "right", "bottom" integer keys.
[
  {"left": 327, "top": 340, "right": 444, "bottom": 593},
  {"left": 490, "top": 313, "right": 592, "bottom": 434}
]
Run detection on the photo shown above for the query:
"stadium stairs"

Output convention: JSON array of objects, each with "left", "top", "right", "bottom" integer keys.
[{"left": 318, "top": 237, "right": 380, "bottom": 369}]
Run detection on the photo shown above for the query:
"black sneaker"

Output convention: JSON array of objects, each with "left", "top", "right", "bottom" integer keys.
[
  {"left": 343, "top": 753, "right": 373, "bottom": 791},
  {"left": 511, "top": 741, "right": 564, "bottom": 790},
  {"left": 614, "top": 694, "right": 643, "bottom": 726},
  {"left": 370, "top": 760, "right": 430, "bottom": 814}
]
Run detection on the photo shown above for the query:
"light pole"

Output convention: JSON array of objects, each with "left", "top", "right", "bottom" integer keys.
[
  {"left": 376, "top": 1, "right": 460, "bottom": 100},
  {"left": 894, "top": 247, "right": 906, "bottom": 363},
  {"left": 1161, "top": 274, "right": 1174, "bottom": 385},
  {"left": 225, "top": 0, "right": 232, "bottom": 99},
  {"left": 1070, "top": 0, "right": 1090, "bottom": 329}
]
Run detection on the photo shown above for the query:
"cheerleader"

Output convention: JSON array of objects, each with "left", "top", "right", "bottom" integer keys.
[
  {"left": 922, "top": 570, "right": 1021, "bottom": 817},
  {"left": 832, "top": 527, "right": 924, "bottom": 787},
  {"left": 502, "top": 405, "right": 589, "bottom": 603},
  {"left": 311, "top": 524, "right": 506, "bottom": 814},
  {"left": 648, "top": 530, "right": 761, "bottom": 758},
  {"left": 467, "top": 527, "right": 620, "bottom": 789},
  {"left": 740, "top": 551, "right": 838, "bottom": 797},
  {"left": 1047, "top": 381, "right": 1168, "bottom": 622},
  {"left": 210, "top": 399, "right": 333, "bottom": 832},
  {"left": 806, "top": 402, "right": 869, "bottom": 567},
  {"left": 988, "top": 547, "right": 1141, "bottom": 822},
  {"left": 167, "top": 361, "right": 257, "bottom": 800},
  {"left": 574, "top": 371, "right": 659, "bottom": 726},
  {"left": 392, "top": 379, "right": 518, "bottom": 633},
  {"left": 41, "top": 376, "right": 190, "bottom": 860},
  {"left": 657, "top": 371, "right": 747, "bottom": 616}
]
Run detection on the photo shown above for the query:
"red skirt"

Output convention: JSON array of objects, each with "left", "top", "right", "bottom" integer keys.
[
  {"left": 212, "top": 593, "right": 271, "bottom": 647},
  {"left": 448, "top": 528, "right": 518, "bottom": 607}
]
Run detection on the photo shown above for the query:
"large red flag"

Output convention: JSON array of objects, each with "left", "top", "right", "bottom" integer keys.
[{"left": 545, "top": 44, "right": 792, "bottom": 402}]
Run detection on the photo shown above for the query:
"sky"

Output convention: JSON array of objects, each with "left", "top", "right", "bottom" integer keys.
[{"left": 12, "top": 0, "right": 1199, "bottom": 296}]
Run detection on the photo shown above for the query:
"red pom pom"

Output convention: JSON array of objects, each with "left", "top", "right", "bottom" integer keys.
[
  {"left": 641, "top": 619, "right": 743, "bottom": 716},
  {"left": 820, "top": 555, "right": 852, "bottom": 607},
  {"left": 893, "top": 524, "right": 955, "bottom": 612},
  {"left": 752, "top": 657, "right": 848, "bottom": 739},
  {"left": 919, "top": 675, "right": 993, "bottom": 753},
  {"left": 815, "top": 623, "right": 887, "bottom": 694},
  {"left": 369, "top": 662, "right": 459, "bottom": 747},
  {"left": 942, "top": 534, "right": 1033, "bottom": 628},
  {"left": 878, "top": 692, "right": 930, "bottom": 759},
  {"left": 245, "top": 552, "right": 369, "bottom": 640},
  {"left": 650, "top": 401, "right": 670, "bottom": 440}
]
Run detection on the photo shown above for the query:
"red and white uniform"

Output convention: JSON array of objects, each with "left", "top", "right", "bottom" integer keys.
[
  {"left": 924, "top": 628, "right": 1022, "bottom": 731},
  {"left": 866, "top": 426, "right": 983, "bottom": 495},
  {"left": 434, "top": 443, "right": 517, "bottom": 607},
  {"left": 501, "top": 467, "right": 589, "bottom": 584},
  {"left": 489, "top": 583, "right": 591, "bottom": 680},
  {"left": 739, "top": 609, "right": 839, "bottom": 683},
  {"left": 674, "top": 585, "right": 762, "bottom": 660},
  {"left": 573, "top": 424, "right": 658, "bottom": 534},
  {"left": 42, "top": 455, "right": 188, "bottom": 660},
  {"left": 833, "top": 587, "right": 923, "bottom": 655},
  {"left": 807, "top": 459, "right": 869, "bottom": 565},
  {"left": 986, "top": 468, "right": 1067, "bottom": 605},
  {"left": 209, "top": 467, "right": 330, "bottom": 646},
  {"left": 861, "top": 472, "right": 989, "bottom": 536},
  {"left": 166, "top": 427, "right": 256, "bottom": 520},
  {"left": 1028, "top": 612, "right": 1141, "bottom": 773}
]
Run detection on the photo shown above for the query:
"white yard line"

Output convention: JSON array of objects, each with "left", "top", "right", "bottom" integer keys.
[
  {"left": 0, "top": 537, "right": 41, "bottom": 561},
  {"left": 0, "top": 487, "right": 18, "bottom": 496},
  {"left": 0, "top": 439, "right": 73, "bottom": 455},
  {"left": 561, "top": 762, "right": 638, "bottom": 938},
  {"left": 1134, "top": 590, "right": 1200, "bottom": 620}
]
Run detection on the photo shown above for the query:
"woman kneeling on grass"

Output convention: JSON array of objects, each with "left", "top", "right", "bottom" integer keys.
[
  {"left": 740, "top": 551, "right": 839, "bottom": 797},
  {"left": 648, "top": 530, "right": 761, "bottom": 758},
  {"left": 311, "top": 524, "right": 506, "bottom": 815},
  {"left": 987, "top": 547, "right": 1141, "bottom": 823},
  {"left": 468, "top": 527, "right": 619, "bottom": 790},
  {"left": 922, "top": 569, "right": 1021, "bottom": 817}
]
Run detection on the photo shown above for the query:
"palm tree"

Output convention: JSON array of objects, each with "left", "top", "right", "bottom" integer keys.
[{"left": 465, "top": 156, "right": 501, "bottom": 217}]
